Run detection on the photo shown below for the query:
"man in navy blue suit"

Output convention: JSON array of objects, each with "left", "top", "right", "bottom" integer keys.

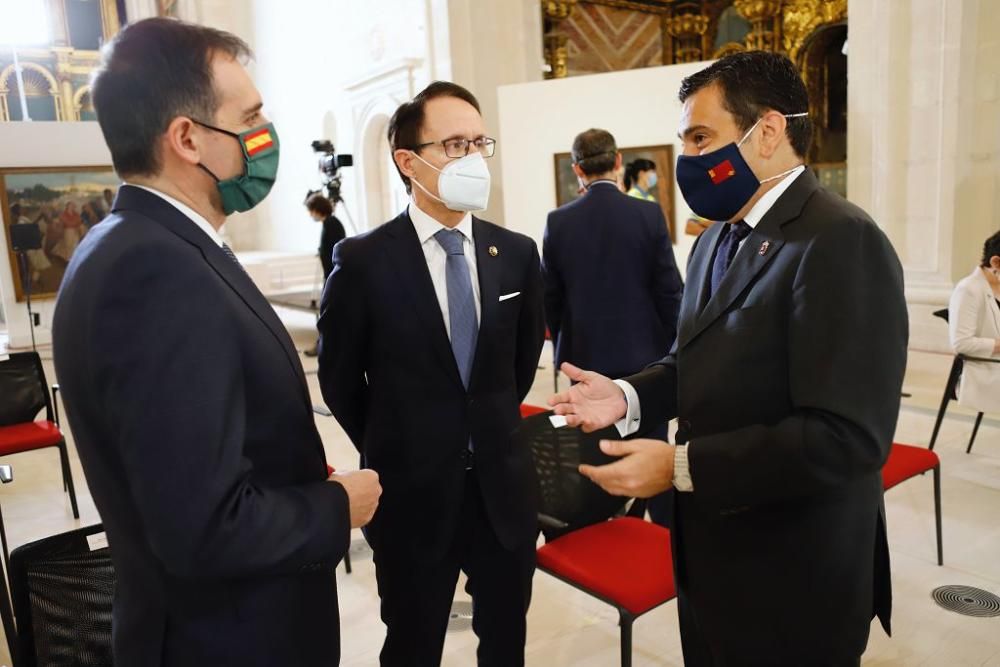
[
  {"left": 52, "top": 18, "right": 380, "bottom": 666},
  {"left": 542, "top": 128, "right": 682, "bottom": 526},
  {"left": 318, "top": 81, "right": 545, "bottom": 666}
]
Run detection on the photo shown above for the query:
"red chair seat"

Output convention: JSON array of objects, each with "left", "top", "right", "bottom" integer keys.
[
  {"left": 0, "top": 421, "right": 63, "bottom": 455},
  {"left": 537, "top": 517, "right": 675, "bottom": 616},
  {"left": 520, "top": 404, "right": 548, "bottom": 418},
  {"left": 882, "top": 443, "right": 939, "bottom": 490}
]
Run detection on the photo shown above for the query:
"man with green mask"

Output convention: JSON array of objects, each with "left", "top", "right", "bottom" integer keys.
[{"left": 52, "top": 18, "right": 381, "bottom": 667}]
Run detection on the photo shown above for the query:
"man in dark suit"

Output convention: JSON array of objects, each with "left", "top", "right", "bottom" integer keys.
[
  {"left": 542, "top": 128, "right": 682, "bottom": 527},
  {"left": 52, "top": 19, "right": 380, "bottom": 667},
  {"left": 549, "top": 51, "right": 907, "bottom": 666},
  {"left": 543, "top": 128, "right": 682, "bottom": 381},
  {"left": 318, "top": 81, "right": 545, "bottom": 666}
]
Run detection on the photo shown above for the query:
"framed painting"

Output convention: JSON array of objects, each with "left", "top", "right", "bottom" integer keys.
[
  {"left": 2, "top": 166, "right": 119, "bottom": 301},
  {"left": 553, "top": 144, "right": 676, "bottom": 242}
]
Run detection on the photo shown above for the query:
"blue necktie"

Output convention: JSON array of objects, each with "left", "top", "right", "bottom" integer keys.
[
  {"left": 709, "top": 221, "right": 752, "bottom": 297},
  {"left": 434, "top": 229, "right": 479, "bottom": 389}
]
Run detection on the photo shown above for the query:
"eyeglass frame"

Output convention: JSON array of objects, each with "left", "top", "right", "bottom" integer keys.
[{"left": 413, "top": 136, "right": 497, "bottom": 159}]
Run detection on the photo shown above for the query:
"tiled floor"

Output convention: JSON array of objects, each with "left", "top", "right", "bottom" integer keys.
[{"left": 1, "top": 308, "right": 998, "bottom": 666}]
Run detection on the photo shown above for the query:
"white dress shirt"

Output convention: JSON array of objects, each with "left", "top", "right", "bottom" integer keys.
[
  {"left": 408, "top": 202, "right": 482, "bottom": 340},
  {"left": 127, "top": 183, "right": 225, "bottom": 247},
  {"left": 615, "top": 165, "right": 806, "bottom": 492}
]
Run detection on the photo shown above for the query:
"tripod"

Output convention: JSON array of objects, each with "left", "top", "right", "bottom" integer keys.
[{"left": 10, "top": 223, "right": 43, "bottom": 351}]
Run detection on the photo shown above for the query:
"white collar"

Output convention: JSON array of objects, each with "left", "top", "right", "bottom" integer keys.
[
  {"left": 742, "top": 165, "right": 806, "bottom": 230},
  {"left": 127, "top": 183, "right": 225, "bottom": 247},
  {"left": 408, "top": 201, "right": 474, "bottom": 245}
]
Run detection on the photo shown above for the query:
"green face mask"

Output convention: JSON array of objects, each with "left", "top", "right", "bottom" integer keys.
[{"left": 194, "top": 120, "right": 280, "bottom": 215}]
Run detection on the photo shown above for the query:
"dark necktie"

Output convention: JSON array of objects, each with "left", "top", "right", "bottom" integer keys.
[
  {"left": 710, "top": 221, "right": 752, "bottom": 297},
  {"left": 433, "top": 229, "right": 479, "bottom": 389},
  {"left": 221, "top": 243, "right": 248, "bottom": 275}
]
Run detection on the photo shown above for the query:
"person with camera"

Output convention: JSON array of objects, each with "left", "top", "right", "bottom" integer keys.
[
  {"left": 52, "top": 18, "right": 380, "bottom": 666},
  {"left": 318, "top": 81, "right": 545, "bottom": 666},
  {"left": 304, "top": 192, "right": 345, "bottom": 356}
]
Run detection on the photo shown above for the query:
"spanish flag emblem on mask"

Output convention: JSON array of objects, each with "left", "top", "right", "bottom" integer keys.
[{"left": 243, "top": 127, "right": 275, "bottom": 157}]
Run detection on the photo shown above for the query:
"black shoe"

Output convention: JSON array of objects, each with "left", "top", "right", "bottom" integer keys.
[{"left": 304, "top": 344, "right": 319, "bottom": 357}]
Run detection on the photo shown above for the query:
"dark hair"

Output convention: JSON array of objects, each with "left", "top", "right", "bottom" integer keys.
[
  {"left": 623, "top": 158, "right": 656, "bottom": 191},
  {"left": 679, "top": 51, "right": 813, "bottom": 158},
  {"left": 982, "top": 230, "right": 1000, "bottom": 267},
  {"left": 387, "top": 81, "right": 481, "bottom": 194},
  {"left": 571, "top": 128, "right": 617, "bottom": 177},
  {"left": 10, "top": 203, "right": 21, "bottom": 218},
  {"left": 91, "top": 18, "right": 252, "bottom": 178},
  {"left": 306, "top": 193, "right": 333, "bottom": 217}
]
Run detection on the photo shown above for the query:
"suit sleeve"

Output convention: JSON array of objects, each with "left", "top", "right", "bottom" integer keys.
[
  {"left": 687, "top": 219, "right": 908, "bottom": 512},
  {"left": 648, "top": 206, "right": 683, "bottom": 346},
  {"left": 516, "top": 240, "right": 546, "bottom": 400},
  {"left": 541, "top": 216, "right": 564, "bottom": 342},
  {"left": 93, "top": 243, "right": 350, "bottom": 580},
  {"left": 949, "top": 281, "right": 996, "bottom": 357},
  {"left": 318, "top": 239, "right": 369, "bottom": 451}
]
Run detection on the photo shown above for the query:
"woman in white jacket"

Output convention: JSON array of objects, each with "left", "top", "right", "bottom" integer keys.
[{"left": 948, "top": 231, "right": 1000, "bottom": 415}]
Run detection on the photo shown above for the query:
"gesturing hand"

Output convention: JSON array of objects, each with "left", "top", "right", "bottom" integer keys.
[
  {"left": 579, "top": 439, "right": 675, "bottom": 498},
  {"left": 547, "top": 362, "right": 628, "bottom": 433}
]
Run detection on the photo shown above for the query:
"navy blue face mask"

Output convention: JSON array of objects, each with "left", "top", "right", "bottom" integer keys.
[{"left": 675, "top": 112, "right": 808, "bottom": 222}]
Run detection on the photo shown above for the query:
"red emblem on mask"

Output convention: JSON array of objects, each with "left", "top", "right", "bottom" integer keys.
[{"left": 707, "top": 159, "right": 736, "bottom": 185}]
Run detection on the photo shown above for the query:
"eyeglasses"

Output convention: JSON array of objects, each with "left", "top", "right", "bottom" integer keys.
[{"left": 415, "top": 136, "right": 497, "bottom": 159}]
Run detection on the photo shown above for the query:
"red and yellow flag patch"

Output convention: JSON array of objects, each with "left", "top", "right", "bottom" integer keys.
[
  {"left": 243, "top": 128, "right": 275, "bottom": 157},
  {"left": 707, "top": 159, "right": 736, "bottom": 185}
]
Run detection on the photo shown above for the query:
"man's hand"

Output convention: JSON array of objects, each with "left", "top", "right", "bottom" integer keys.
[
  {"left": 579, "top": 439, "right": 675, "bottom": 498},
  {"left": 548, "top": 362, "right": 628, "bottom": 432},
  {"left": 330, "top": 469, "right": 382, "bottom": 528}
]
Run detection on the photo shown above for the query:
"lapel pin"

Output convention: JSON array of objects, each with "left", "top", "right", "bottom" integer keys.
[
  {"left": 489, "top": 246, "right": 498, "bottom": 257},
  {"left": 758, "top": 241, "right": 770, "bottom": 256}
]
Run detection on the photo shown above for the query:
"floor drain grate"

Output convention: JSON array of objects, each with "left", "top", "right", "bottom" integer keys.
[
  {"left": 931, "top": 585, "right": 1000, "bottom": 617},
  {"left": 447, "top": 601, "right": 473, "bottom": 633}
]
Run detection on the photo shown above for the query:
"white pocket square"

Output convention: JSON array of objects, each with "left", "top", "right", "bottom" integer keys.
[{"left": 499, "top": 292, "right": 521, "bottom": 302}]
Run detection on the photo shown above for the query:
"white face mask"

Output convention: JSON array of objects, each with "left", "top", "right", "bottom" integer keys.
[{"left": 410, "top": 151, "right": 491, "bottom": 212}]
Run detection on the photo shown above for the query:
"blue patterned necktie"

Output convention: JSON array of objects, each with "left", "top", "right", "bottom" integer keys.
[
  {"left": 709, "top": 221, "right": 752, "bottom": 297},
  {"left": 434, "top": 229, "right": 479, "bottom": 389}
]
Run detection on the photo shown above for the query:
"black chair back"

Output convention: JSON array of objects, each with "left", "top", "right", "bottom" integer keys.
[
  {"left": 9, "top": 524, "right": 115, "bottom": 667},
  {"left": 0, "top": 352, "right": 52, "bottom": 426},
  {"left": 515, "top": 410, "right": 629, "bottom": 539}
]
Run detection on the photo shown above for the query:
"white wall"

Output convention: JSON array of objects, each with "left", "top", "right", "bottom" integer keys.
[
  {"left": 0, "top": 122, "right": 113, "bottom": 348},
  {"left": 497, "top": 62, "right": 710, "bottom": 277}
]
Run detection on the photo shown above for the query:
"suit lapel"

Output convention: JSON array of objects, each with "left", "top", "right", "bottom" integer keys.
[
  {"left": 383, "top": 214, "right": 464, "bottom": 388},
  {"left": 112, "top": 186, "right": 311, "bottom": 403},
  {"left": 469, "top": 218, "right": 499, "bottom": 390},
  {"left": 682, "top": 169, "right": 820, "bottom": 348},
  {"left": 676, "top": 221, "right": 725, "bottom": 348}
]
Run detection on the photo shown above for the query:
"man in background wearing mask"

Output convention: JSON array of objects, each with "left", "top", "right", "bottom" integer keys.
[
  {"left": 542, "top": 128, "right": 682, "bottom": 528},
  {"left": 318, "top": 81, "right": 545, "bottom": 666},
  {"left": 549, "top": 51, "right": 908, "bottom": 666},
  {"left": 52, "top": 19, "right": 380, "bottom": 666}
]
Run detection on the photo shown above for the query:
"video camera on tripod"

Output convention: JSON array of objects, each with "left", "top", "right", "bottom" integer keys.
[{"left": 311, "top": 140, "right": 353, "bottom": 204}]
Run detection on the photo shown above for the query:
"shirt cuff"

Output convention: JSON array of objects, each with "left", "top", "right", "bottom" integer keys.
[
  {"left": 673, "top": 444, "right": 693, "bottom": 492},
  {"left": 612, "top": 379, "right": 641, "bottom": 437}
]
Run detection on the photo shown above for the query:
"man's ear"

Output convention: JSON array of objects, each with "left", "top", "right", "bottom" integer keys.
[
  {"left": 164, "top": 116, "right": 203, "bottom": 167},
  {"left": 572, "top": 163, "right": 586, "bottom": 180},
  {"left": 755, "top": 110, "right": 788, "bottom": 160},
  {"left": 394, "top": 149, "right": 417, "bottom": 182}
]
